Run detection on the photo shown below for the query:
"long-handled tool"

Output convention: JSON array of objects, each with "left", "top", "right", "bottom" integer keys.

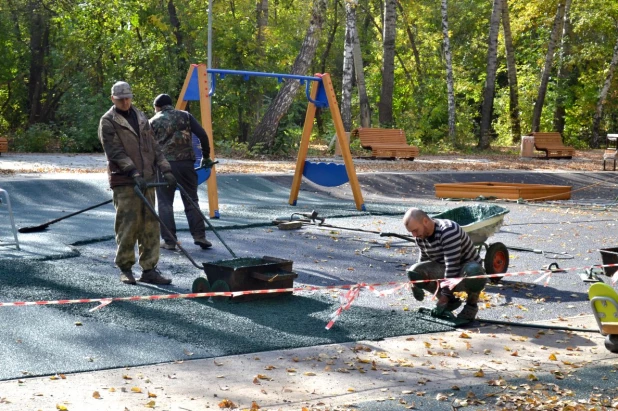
[
  {"left": 136, "top": 182, "right": 236, "bottom": 259},
  {"left": 18, "top": 199, "right": 113, "bottom": 233},
  {"left": 136, "top": 183, "right": 297, "bottom": 297},
  {"left": 175, "top": 183, "right": 237, "bottom": 258}
]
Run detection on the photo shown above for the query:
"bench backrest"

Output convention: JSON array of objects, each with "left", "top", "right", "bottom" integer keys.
[
  {"left": 352, "top": 128, "right": 407, "bottom": 146},
  {"left": 0, "top": 137, "right": 8, "bottom": 152},
  {"left": 531, "top": 132, "right": 564, "bottom": 147}
]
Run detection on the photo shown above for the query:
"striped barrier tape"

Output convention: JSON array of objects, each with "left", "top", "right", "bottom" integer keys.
[{"left": 1, "top": 263, "right": 617, "bottom": 329}]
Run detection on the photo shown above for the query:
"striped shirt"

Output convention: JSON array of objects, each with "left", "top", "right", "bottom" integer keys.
[{"left": 415, "top": 218, "right": 482, "bottom": 278}]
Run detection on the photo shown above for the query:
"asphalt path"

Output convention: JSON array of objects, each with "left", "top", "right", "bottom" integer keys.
[{"left": 1, "top": 171, "right": 617, "bottom": 383}]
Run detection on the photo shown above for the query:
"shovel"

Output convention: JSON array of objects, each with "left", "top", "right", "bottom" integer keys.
[{"left": 18, "top": 199, "right": 113, "bottom": 233}]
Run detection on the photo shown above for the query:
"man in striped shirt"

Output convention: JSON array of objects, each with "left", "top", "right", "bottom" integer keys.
[{"left": 403, "top": 208, "right": 487, "bottom": 320}]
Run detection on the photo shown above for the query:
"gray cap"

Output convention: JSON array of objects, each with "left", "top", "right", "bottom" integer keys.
[{"left": 111, "top": 81, "right": 133, "bottom": 99}]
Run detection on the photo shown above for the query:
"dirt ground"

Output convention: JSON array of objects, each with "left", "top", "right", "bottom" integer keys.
[{"left": 0, "top": 148, "right": 610, "bottom": 175}]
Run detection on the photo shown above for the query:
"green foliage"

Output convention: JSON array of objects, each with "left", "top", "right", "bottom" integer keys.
[{"left": 2, "top": 0, "right": 618, "bottom": 154}]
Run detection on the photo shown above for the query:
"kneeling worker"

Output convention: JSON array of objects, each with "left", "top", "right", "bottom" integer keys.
[
  {"left": 403, "top": 207, "right": 487, "bottom": 320},
  {"left": 150, "top": 94, "right": 215, "bottom": 250}
]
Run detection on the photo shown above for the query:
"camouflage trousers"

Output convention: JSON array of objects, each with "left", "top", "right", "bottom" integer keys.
[
  {"left": 407, "top": 261, "right": 487, "bottom": 304},
  {"left": 112, "top": 185, "right": 160, "bottom": 271}
]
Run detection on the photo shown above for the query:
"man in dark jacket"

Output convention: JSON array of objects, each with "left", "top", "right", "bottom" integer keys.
[
  {"left": 403, "top": 207, "right": 487, "bottom": 320},
  {"left": 98, "top": 81, "right": 177, "bottom": 285},
  {"left": 149, "top": 93, "right": 214, "bottom": 250}
]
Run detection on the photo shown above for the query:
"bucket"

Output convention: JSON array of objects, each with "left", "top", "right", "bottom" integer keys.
[{"left": 599, "top": 247, "right": 618, "bottom": 276}]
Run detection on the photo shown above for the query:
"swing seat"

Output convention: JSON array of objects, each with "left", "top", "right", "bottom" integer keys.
[{"left": 302, "top": 161, "right": 349, "bottom": 187}]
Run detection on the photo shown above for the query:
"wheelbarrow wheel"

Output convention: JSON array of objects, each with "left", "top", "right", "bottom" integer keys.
[
  {"left": 192, "top": 276, "right": 211, "bottom": 293},
  {"left": 485, "top": 242, "right": 509, "bottom": 284},
  {"left": 210, "top": 279, "right": 231, "bottom": 301},
  {"left": 605, "top": 334, "right": 618, "bottom": 353}
]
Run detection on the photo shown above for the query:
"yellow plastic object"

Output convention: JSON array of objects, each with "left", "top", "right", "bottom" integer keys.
[{"left": 589, "top": 282, "right": 618, "bottom": 335}]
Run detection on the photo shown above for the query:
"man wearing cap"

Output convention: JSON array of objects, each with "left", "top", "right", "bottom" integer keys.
[
  {"left": 98, "top": 81, "right": 177, "bottom": 285},
  {"left": 149, "top": 93, "right": 215, "bottom": 251},
  {"left": 403, "top": 207, "right": 487, "bottom": 320}
]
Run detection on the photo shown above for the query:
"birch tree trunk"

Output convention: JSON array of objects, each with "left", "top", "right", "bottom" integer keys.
[
  {"left": 379, "top": 0, "right": 396, "bottom": 127},
  {"left": 341, "top": 0, "right": 356, "bottom": 132},
  {"left": 501, "top": 0, "right": 522, "bottom": 143},
  {"left": 591, "top": 32, "right": 618, "bottom": 148},
  {"left": 441, "top": 0, "right": 456, "bottom": 143},
  {"left": 553, "top": 0, "right": 573, "bottom": 133},
  {"left": 256, "top": 0, "right": 269, "bottom": 44},
  {"left": 478, "top": 0, "right": 502, "bottom": 149},
  {"left": 248, "top": 0, "right": 327, "bottom": 149},
  {"left": 531, "top": 3, "right": 565, "bottom": 133}
]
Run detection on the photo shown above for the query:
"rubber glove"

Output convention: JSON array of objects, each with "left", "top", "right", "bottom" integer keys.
[
  {"left": 200, "top": 157, "right": 218, "bottom": 169},
  {"left": 163, "top": 172, "right": 177, "bottom": 189},
  {"left": 132, "top": 173, "right": 147, "bottom": 192}
]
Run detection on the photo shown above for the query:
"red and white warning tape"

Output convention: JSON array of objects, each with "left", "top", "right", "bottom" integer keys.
[{"left": 1, "top": 263, "right": 617, "bottom": 329}]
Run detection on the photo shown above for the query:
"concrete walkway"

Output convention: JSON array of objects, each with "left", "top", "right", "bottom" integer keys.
[{"left": 0, "top": 316, "right": 613, "bottom": 410}]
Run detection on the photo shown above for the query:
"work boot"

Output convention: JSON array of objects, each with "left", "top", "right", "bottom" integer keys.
[
  {"left": 411, "top": 285, "right": 425, "bottom": 301},
  {"left": 138, "top": 268, "right": 172, "bottom": 285},
  {"left": 457, "top": 303, "right": 479, "bottom": 321},
  {"left": 160, "top": 241, "right": 176, "bottom": 251},
  {"left": 445, "top": 297, "right": 463, "bottom": 312},
  {"left": 193, "top": 237, "right": 212, "bottom": 249},
  {"left": 120, "top": 269, "right": 136, "bottom": 285}
]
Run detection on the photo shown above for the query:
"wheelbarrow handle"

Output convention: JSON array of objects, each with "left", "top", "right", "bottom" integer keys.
[
  {"left": 133, "top": 185, "right": 202, "bottom": 269},
  {"left": 379, "top": 232, "right": 415, "bottom": 242},
  {"left": 146, "top": 182, "right": 171, "bottom": 188}
]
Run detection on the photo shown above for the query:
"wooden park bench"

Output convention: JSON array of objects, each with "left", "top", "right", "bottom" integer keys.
[
  {"left": 350, "top": 128, "right": 419, "bottom": 160},
  {"left": 0, "top": 137, "right": 7, "bottom": 155},
  {"left": 531, "top": 132, "right": 575, "bottom": 159}
]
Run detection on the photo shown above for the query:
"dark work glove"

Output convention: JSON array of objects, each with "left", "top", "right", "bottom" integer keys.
[
  {"left": 200, "top": 157, "right": 218, "bottom": 169},
  {"left": 132, "top": 174, "right": 147, "bottom": 192},
  {"left": 163, "top": 172, "right": 177, "bottom": 189}
]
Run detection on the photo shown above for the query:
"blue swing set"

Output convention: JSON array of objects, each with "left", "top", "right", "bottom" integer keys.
[{"left": 176, "top": 64, "right": 366, "bottom": 216}]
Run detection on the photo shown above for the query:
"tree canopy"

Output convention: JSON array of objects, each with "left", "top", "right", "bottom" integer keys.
[{"left": 1, "top": 0, "right": 618, "bottom": 154}]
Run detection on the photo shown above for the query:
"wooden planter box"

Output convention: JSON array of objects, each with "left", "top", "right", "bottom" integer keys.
[{"left": 435, "top": 182, "right": 571, "bottom": 201}]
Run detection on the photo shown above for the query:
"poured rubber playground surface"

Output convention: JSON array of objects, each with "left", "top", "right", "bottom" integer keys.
[{"left": 1, "top": 171, "right": 616, "bottom": 380}]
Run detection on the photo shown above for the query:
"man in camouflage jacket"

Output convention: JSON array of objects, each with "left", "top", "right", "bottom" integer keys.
[
  {"left": 99, "top": 81, "right": 176, "bottom": 285},
  {"left": 150, "top": 93, "right": 213, "bottom": 250}
]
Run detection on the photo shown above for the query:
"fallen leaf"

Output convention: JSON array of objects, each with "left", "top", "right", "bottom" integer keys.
[
  {"left": 148, "top": 392, "right": 157, "bottom": 398},
  {"left": 144, "top": 400, "right": 156, "bottom": 409},
  {"left": 459, "top": 332, "right": 471, "bottom": 339},
  {"left": 474, "top": 369, "right": 485, "bottom": 377},
  {"left": 303, "top": 372, "right": 316, "bottom": 376},
  {"left": 549, "top": 353, "right": 558, "bottom": 361},
  {"left": 131, "top": 387, "right": 142, "bottom": 393},
  {"left": 56, "top": 405, "right": 68, "bottom": 411},
  {"left": 218, "top": 399, "right": 237, "bottom": 408},
  {"left": 92, "top": 391, "right": 101, "bottom": 399}
]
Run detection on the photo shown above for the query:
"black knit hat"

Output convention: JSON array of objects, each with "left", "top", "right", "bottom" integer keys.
[{"left": 153, "top": 94, "right": 173, "bottom": 107}]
